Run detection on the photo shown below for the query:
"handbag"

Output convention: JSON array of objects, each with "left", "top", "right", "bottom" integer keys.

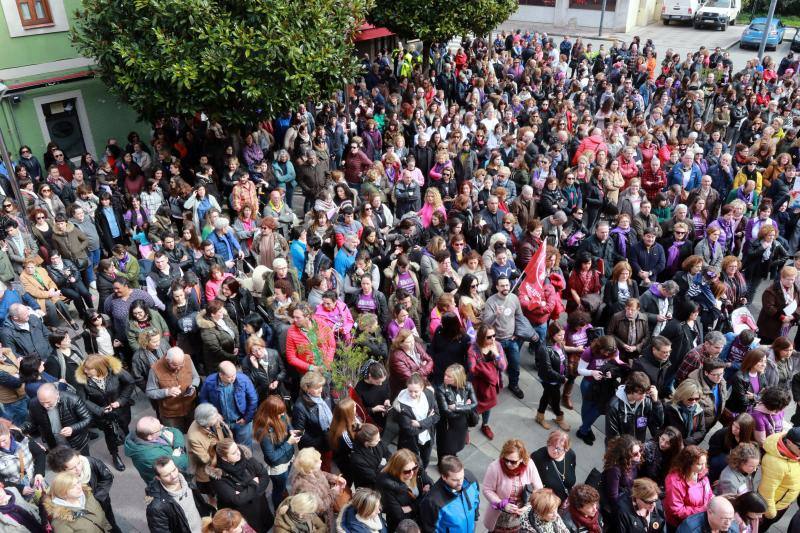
[
  {"left": 108, "top": 414, "right": 128, "bottom": 447},
  {"left": 333, "top": 485, "right": 353, "bottom": 513},
  {"left": 467, "top": 408, "right": 480, "bottom": 428},
  {"left": 584, "top": 467, "right": 602, "bottom": 489}
]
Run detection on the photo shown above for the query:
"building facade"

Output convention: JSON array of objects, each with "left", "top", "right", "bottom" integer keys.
[
  {"left": 512, "top": 0, "right": 662, "bottom": 33},
  {"left": 0, "top": 0, "right": 146, "bottom": 165}
]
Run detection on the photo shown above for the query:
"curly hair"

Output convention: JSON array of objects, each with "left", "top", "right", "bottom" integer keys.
[
  {"left": 603, "top": 435, "right": 640, "bottom": 472},
  {"left": 670, "top": 445, "right": 707, "bottom": 479}
]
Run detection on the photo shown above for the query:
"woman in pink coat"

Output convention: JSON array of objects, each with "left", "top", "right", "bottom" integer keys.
[
  {"left": 482, "top": 438, "right": 543, "bottom": 532},
  {"left": 663, "top": 445, "right": 713, "bottom": 528}
]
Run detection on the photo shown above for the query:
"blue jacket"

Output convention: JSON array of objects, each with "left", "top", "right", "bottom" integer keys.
[
  {"left": 334, "top": 247, "right": 356, "bottom": 278},
  {"left": 629, "top": 241, "right": 666, "bottom": 280},
  {"left": 338, "top": 503, "right": 388, "bottom": 533},
  {"left": 198, "top": 372, "right": 258, "bottom": 423},
  {"left": 259, "top": 423, "right": 295, "bottom": 468},
  {"left": 419, "top": 474, "right": 480, "bottom": 533},
  {"left": 0, "top": 290, "right": 39, "bottom": 322},
  {"left": 207, "top": 230, "right": 242, "bottom": 263},
  {"left": 290, "top": 240, "right": 307, "bottom": 277},
  {"left": 675, "top": 511, "right": 739, "bottom": 533},
  {"left": 668, "top": 162, "right": 702, "bottom": 191}
]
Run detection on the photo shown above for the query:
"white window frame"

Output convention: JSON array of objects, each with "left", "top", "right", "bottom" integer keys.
[
  {"left": 1, "top": 0, "right": 68, "bottom": 37},
  {"left": 33, "top": 90, "right": 96, "bottom": 164}
]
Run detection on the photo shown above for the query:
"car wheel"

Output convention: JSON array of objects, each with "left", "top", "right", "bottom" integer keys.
[
  {"left": 730, "top": 18, "right": 735, "bottom": 25},
  {"left": 739, "top": 42, "right": 744, "bottom": 48},
  {"left": 663, "top": 18, "right": 670, "bottom": 24},
  {"left": 721, "top": 24, "right": 727, "bottom": 30}
]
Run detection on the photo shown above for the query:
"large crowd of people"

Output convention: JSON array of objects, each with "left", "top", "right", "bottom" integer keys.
[{"left": 1, "top": 26, "right": 800, "bottom": 533}]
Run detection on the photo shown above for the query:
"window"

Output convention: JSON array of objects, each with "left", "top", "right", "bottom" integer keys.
[
  {"left": 42, "top": 98, "right": 87, "bottom": 159},
  {"left": 17, "top": 0, "right": 52, "bottom": 27}
]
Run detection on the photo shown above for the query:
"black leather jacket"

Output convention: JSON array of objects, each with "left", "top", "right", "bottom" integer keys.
[{"left": 22, "top": 391, "right": 92, "bottom": 450}]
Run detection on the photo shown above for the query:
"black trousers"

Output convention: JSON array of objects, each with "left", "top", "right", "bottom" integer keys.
[
  {"left": 538, "top": 383, "right": 563, "bottom": 416},
  {"left": 760, "top": 507, "right": 789, "bottom": 532}
]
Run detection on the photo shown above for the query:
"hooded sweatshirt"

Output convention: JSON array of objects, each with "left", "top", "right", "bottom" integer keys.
[
  {"left": 605, "top": 384, "right": 664, "bottom": 443},
  {"left": 759, "top": 432, "right": 800, "bottom": 518}
]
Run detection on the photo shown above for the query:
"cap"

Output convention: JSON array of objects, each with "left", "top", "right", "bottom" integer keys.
[{"left": 784, "top": 427, "right": 800, "bottom": 447}]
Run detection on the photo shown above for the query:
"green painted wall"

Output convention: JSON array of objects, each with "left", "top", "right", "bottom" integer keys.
[
  {"left": 0, "top": 0, "right": 83, "bottom": 69},
  {"left": 0, "top": 78, "right": 149, "bottom": 159}
]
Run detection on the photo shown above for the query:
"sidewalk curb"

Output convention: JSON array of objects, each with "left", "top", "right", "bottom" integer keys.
[{"left": 723, "top": 37, "right": 741, "bottom": 50}]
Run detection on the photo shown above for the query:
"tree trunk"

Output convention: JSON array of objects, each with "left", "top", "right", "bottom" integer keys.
[{"left": 422, "top": 39, "right": 431, "bottom": 77}]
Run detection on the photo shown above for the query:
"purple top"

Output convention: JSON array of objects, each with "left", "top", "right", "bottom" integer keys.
[
  {"left": 751, "top": 409, "right": 784, "bottom": 437},
  {"left": 386, "top": 317, "right": 416, "bottom": 341},
  {"left": 749, "top": 373, "right": 762, "bottom": 396}
]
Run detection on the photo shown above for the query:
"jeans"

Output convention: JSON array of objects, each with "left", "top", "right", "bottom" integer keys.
[
  {"left": 481, "top": 411, "right": 491, "bottom": 425},
  {"left": 269, "top": 470, "right": 290, "bottom": 508},
  {"left": 0, "top": 397, "right": 28, "bottom": 426},
  {"left": 85, "top": 248, "right": 101, "bottom": 284},
  {"left": 230, "top": 420, "right": 254, "bottom": 449},
  {"left": 499, "top": 338, "right": 521, "bottom": 388},
  {"left": 61, "top": 279, "right": 93, "bottom": 318},
  {"left": 578, "top": 379, "right": 601, "bottom": 434}
]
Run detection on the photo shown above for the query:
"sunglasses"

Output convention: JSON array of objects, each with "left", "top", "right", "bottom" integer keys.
[
  {"left": 675, "top": 231, "right": 687, "bottom": 235},
  {"left": 486, "top": 334, "right": 496, "bottom": 339},
  {"left": 503, "top": 458, "right": 522, "bottom": 465},
  {"left": 402, "top": 465, "right": 419, "bottom": 474},
  {"left": 41, "top": 188, "right": 51, "bottom": 192},
  {"left": 640, "top": 498, "right": 659, "bottom": 505},
  {"left": 471, "top": 284, "right": 478, "bottom": 288}
]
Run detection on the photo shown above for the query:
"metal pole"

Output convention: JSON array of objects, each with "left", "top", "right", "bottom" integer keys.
[
  {"left": 0, "top": 83, "right": 33, "bottom": 235},
  {"left": 599, "top": 0, "right": 608, "bottom": 37},
  {"left": 758, "top": 0, "right": 779, "bottom": 62}
]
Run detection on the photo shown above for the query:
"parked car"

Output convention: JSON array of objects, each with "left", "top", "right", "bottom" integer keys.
[
  {"left": 693, "top": 0, "right": 739, "bottom": 29},
  {"left": 662, "top": 0, "right": 704, "bottom": 24},
  {"left": 792, "top": 28, "right": 800, "bottom": 52},
  {"left": 740, "top": 17, "right": 786, "bottom": 50}
]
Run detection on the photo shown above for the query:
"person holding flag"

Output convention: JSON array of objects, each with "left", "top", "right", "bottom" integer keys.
[{"left": 517, "top": 244, "right": 565, "bottom": 347}]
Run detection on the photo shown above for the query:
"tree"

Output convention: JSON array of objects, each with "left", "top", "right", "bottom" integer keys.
[
  {"left": 72, "top": 0, "right": 372, "bottom": 125},
  {"left": 370, "top": 0, "right": 518, "bottom": 72}
]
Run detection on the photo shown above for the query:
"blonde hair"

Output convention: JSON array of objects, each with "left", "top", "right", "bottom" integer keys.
[
  {"left": 294, "top": 447, "right": 322, "bottom": 475},
  {"left": 671, "top": 379, "right": 703, "bottom": 406},
  {"left": 351, "top": 488, "right": 382, "bottom": 518},
  {"left": 49, "top": 472, "right": 81, "bottom": 500},
  {"left": 530, "top": 488, "right": 561, "bottom": 516},
  {"left": 137, "top": 328, "right": 161, "bottom": 350},
  {"left": 547, "top": 430, "right": 571, "bottom": 450},
  {"left": 425, "top": 187, "right": 444, "bottom": 209},
  {"left": 278, "top": 492, "right": 318, "bottom": 515},
  {"left": 300, "top": 371, "right": 326, "bottom": 391},
  {"left": 444, "top": 363, "right": 467, "bottom": 389},
  {"left": 631, "top": 478, "right": 659, "bottom": 500}
]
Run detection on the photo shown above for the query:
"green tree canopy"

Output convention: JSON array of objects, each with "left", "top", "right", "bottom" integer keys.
[
  {"left": 370, "top": 0, "right": 518, "bottom": 64},
  {"left": 72, "top": 0, "right": 372, "bottom": 125}
]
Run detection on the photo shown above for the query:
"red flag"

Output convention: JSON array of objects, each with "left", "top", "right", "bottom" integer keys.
[{"left": 515, "top": 242, "right": 547, "bottom": 300}]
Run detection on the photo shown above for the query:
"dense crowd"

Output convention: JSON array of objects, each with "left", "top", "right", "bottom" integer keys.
[{"left": 2, "top": 26, "right": 800, "bottom": 533}]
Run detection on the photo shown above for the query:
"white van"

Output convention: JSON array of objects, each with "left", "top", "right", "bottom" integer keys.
[
  {"left": 693, "top": 0, "right": 739, "bottom": 29},
  {"left": 661, "top": 0, "right": 704, "bottom": 24}
]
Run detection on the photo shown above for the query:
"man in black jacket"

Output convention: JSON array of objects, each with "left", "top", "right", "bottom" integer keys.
[
  {"left": 631, "top": 335, "right": 673, "bottom": 398},
  {"left": 605, "top": 371, "right": 663, "bottom": 444},
  {"left": 146, "top": 456, "right": 212, "bottom": 533},
  {"left": 48, "top": 445, "right": 122, "bottom": 533},
  {"left": 0, "top": 303, "right": 54, "bottom": 361},
  {"left": 22, "top": 383, "right": 92, "bottom": 454},
  {"left": 411, "top": 134, "right": 434, "bottom": 182},
  {"left": 577, "top": 221, "right": 623, "bottom": 279}
]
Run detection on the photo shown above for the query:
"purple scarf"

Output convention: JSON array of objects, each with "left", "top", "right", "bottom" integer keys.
[
  {"left": 716, "top": 217, "right": 734, "bottom": 253},
  {"left": 736, "top": 187, "right": 754, "bottom": 205},
  {"left": 610, "top": 226, "right": 631, "bottom": 257},
  {"left": 0, "top": 491, "right": 45, "bottom": 533},
  {"left": 667, "top": 240, "right": 684, "bottom": 270}
]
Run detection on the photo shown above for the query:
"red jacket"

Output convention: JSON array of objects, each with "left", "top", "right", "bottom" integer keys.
[
  {"left": 388, "top": 342, "right": 433, "bottom": 398},
  {"left": 519, "top": 275, "right": 565, "bottom": 326},
  {"left": 641, "top": 167, "right": 667, "bottom": 200},
  {"left": 285, "top": 322, "right": 336, "bottom": 374},
  {"left": 617, "top": 156, "right": 640, "bottom": 185},
  {"left": 573, "top": 134, "right": 608, "bottom": 165},
  {"left": 344, "top": 149, "right": 373, "bottom": 185}
]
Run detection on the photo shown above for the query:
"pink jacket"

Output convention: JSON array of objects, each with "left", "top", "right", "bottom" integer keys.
[
  {"left": 663, "top": 471, "right": 712, "bottom": 527},
  {"left": 204, "top": 273, "right": 233, "bottom": 302},
  {"left": 481, "top": 459, "right": 543, "bottom": 531},
  {"left": 314, "top": 301, "right": 354, "bottom": 340}
]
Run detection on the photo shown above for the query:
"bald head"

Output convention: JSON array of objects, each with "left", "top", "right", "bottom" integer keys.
[
  {"left": 707, "top": 497, "right": 735, "bottom": 530},
  {"left": 37, "top": 383, "right": 58, "bottom": 409},
  {"left": 219, "top": 361, "right": 237, "bottom": 385},
  {"left": 135, "top": 416, "right": 162, "bottom": 440}
]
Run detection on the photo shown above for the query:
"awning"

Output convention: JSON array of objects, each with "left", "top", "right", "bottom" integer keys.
[{"left": 354, "top": 23, "right": 394, "bottom": 42}]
